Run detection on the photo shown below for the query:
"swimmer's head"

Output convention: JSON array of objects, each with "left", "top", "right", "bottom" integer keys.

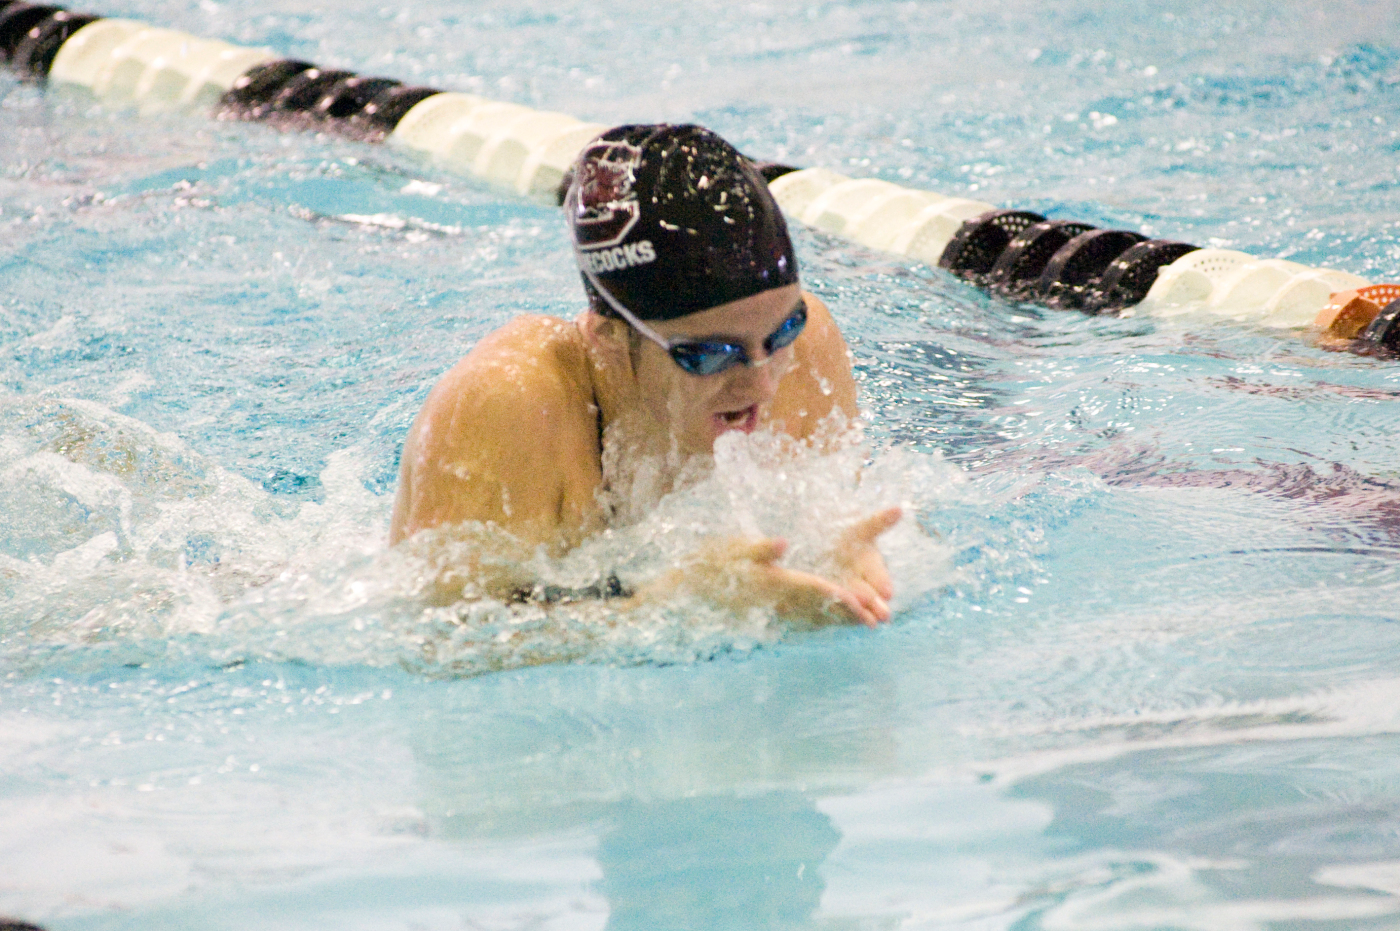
[{"left": 565, "top": 124, "right": 799, "bottom": 322}]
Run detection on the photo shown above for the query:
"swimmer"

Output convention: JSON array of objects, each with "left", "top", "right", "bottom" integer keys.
[{"left": 389, "top": 123, "right": 900, "bottom": 625}]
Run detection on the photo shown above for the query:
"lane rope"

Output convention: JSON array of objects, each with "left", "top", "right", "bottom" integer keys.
[{"left": 4, "top": 1, "right": 1398, "bottom": 352}]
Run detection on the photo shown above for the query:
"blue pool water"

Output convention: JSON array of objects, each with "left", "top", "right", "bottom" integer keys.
[{"left": 5, "top": 0, "right": 1400, "bottom": 927}]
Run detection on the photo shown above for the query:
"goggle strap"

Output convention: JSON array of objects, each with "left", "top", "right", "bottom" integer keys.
[
  {"left": 580, "top": 262, "right": 674, "bottom": 352},
  {"left": 581, "top": 260, "right": 799, "bottom": 374}
]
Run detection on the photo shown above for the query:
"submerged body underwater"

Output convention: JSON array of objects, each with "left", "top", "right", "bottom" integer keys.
[{"left": 5, "top": 0, "right": 1400, "bottom": 928}]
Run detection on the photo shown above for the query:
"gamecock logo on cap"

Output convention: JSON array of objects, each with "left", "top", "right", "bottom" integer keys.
[{"left": 572, "top": 141, "right": 643, "bottom": 250}]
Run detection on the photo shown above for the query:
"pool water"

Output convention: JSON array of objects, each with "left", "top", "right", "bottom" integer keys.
[{"left": 5, "top": 0, "right": 1400, "bottom": 928}]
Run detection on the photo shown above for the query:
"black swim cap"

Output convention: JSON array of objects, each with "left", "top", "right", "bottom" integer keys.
[{"left": 565, "top": 124, "right": 799, "bottom": 321}]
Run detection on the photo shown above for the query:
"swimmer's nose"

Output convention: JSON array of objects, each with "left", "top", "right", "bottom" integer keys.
[
  {"left": 745, "top": 335, "right": 784, "bottom": 368},
  {"left": 733, "top": 347, "right": 782, "bottom": 395}
]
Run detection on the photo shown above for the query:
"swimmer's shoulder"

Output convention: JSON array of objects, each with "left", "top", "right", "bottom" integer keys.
[
  {"left": 418, "top": 314, "right": 596, "bottom": 451},
  {"left": 796, "top": 291, "right": 843, "bottom": 350},
  {"left": 392, "top": 315, "right": 600, "bottom": 545},
  {"left": 770, "top": 291, "right": 859, "bottom": 436}
]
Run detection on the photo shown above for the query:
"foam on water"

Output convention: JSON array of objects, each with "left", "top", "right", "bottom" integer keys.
[{"left": 0, "top": 391, "right": 958, "bottom": 680}]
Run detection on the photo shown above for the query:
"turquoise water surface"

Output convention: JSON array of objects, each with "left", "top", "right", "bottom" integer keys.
[{"left": 5, "top": 1, "right": 1400, "bottom": 928}]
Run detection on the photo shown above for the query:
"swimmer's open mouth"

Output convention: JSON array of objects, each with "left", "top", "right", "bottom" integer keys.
[{"left": 715, "top": 404, "right": 759, "bottom": 433}]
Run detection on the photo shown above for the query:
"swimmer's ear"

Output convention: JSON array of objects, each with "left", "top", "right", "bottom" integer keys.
[{"left": 580, "top": 313, "right": 634, "bottom": 369}]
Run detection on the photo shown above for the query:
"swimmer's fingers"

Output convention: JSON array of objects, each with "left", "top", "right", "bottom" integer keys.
[
  {"left": 733, "top": 532, "right": 891, "bottom": 626},
  {"left": 648, "top": 536, "right": 884, "bottom": 627},
  {"left": 844, "top": 545, "right": 894, "bottom": 603},
  {"left": 835, "top": 507, "right": 901, "bottom": 601},
  {"left": 766, "top": 566, "right": 886, "bottom": 628},
  {"left": 843, "top": 575, "right": 891, "bottom": 625}
]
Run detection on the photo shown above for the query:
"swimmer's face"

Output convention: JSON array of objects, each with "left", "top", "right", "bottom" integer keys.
[{"left": 631, "top": 283, "right": 804, "bottom": 455}]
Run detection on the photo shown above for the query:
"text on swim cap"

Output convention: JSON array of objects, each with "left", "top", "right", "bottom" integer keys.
[{"left": 577, "top": 240, "right": 657, "bottom": 274}]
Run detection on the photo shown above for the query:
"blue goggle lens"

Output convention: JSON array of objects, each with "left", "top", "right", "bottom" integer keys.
[
  {"left": 765, "top": 302, "right": 807, "bottom": 353},
  {"left": 667, "top": 301, "right": 808, "bottom": 376}
]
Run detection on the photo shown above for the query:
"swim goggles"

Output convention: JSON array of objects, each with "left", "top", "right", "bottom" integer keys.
[{"left": 583, "top": 265, "right": 808, "bottom": 376}]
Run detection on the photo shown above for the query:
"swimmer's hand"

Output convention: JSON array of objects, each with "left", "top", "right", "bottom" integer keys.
[
  {"left": 633, "top": 507, "right": 902, "bottom": 627},
  {"left": 830, "top": 506, "right": 901, "bottom": 621}
]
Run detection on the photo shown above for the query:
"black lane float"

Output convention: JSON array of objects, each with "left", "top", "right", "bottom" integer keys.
[{"left": 3, "top": 1, "right": 1396, "bottom": 353}]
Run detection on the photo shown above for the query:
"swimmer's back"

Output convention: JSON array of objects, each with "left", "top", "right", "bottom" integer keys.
[{"left": 389, "top": 315, "right": 604, "bottom": 548}]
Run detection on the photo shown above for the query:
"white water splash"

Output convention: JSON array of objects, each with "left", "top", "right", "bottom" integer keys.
[{"left": 2, "top": 396, "right": 963, "bottom": 678}]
